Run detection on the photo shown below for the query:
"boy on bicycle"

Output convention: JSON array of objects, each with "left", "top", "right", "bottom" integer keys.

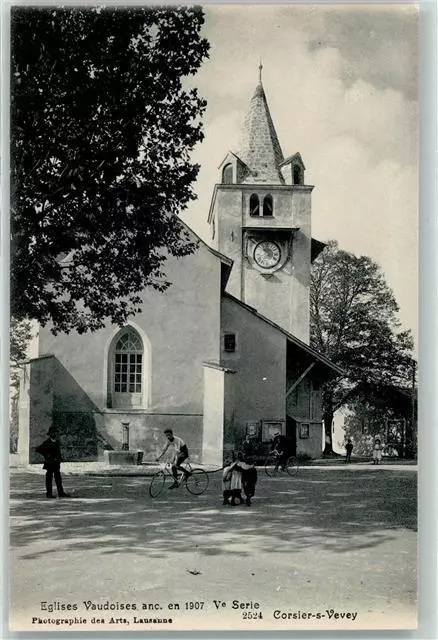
[{"left": 156, "top": 429, "right": 190, "bottom": 489}]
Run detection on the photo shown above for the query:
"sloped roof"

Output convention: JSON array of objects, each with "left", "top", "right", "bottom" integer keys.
[
  {"left": 217, "top": 150, "right": 248, "bottom": 170},
  {"left": 280, "top": 152, "right": 306, "bottom": 170},
  {"left": 311, "top": 238, "right": 326, "bottom": 262},
  {"left": 178, "top": 217, "right": 233, "bottom": 290},
  {"left": 237, "top": 82, "right": 285, "bottom": 185},
  {"left": 223, "top": 292, "right": 344, "bottom": 376},
  {"left": 178, "top": 217, "right": 233, "bottom": 268}
]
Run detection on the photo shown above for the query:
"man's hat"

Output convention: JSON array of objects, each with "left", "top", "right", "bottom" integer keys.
[{"left": 47, "top": 427, "right": 58, "bottom": 436}]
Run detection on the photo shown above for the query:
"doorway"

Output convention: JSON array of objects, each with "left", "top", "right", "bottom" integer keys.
[{"left": 286, "top": 416, "right": 297, "bottom": 456}]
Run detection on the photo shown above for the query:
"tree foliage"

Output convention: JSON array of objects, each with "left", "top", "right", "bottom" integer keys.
[
  {"left": 9, "top": 317, "right": 33, "bottom": 452},
  {"left": 11, "top": 6, "right": 209, "bottom": 334},
  {"left": 10, "top": 316, "right": 32, "bottom": 391},
  {"left": 310, "top": 241, "right": 414, "bottom": 454}
]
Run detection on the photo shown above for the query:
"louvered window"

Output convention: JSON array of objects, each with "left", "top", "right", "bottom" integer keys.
[
  {"left": 263, "top": 194, "right": 273, "bottom": 216},
  {"left": 250, "top": 194, "right": 260, "bottom": 216},
  {"left": 222, "top": 163, "right": 233, "bottom": 184},
  {"left": 293, "top": 165, "right": 303, "bottom": 185}
]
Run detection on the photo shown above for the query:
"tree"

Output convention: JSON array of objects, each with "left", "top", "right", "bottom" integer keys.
[
  {"left": 10, "top": 316, "right": 32, "bottom": 389},
  {"left": 9, "top": 317, "right": 33, "bottom": 452},
  {"left": 310, "top": 241, "right": 414, "bottom": 455},
  {"left": 11, "top": 6, "right": 209, "bottom": 334}
]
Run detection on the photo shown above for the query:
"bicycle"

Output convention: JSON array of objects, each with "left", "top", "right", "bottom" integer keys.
[
  {"left": 149, "top": 460, "right": 209, "bottom": 498},
  {"left": 264, "top": 450, "right": 299, "bottom": 477}
]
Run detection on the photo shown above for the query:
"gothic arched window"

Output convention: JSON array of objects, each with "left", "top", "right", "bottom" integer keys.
[
  {"left": 222, "top": 163, "right": 233, "bottom": 184},
  {"left": 263, "top": 194, "right": 273, "bottom": 217},
  {"left": 109, "top": 327, "right": 144, "bottom": 408},
  {"left": 250, "top": 194, "right": 260, "bottom": 216},
  {"left": 293, "top": 165, "right": 303, "bottom": 185}
]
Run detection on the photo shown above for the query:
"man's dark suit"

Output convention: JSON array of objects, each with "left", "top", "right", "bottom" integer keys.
[{"left": 35, "top": 436, "right": 67, "bottom": 497}]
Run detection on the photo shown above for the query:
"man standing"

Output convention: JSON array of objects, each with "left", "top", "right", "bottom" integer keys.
[
  {"left": 35, "top": 427, "right": 70, "bottom": 498},
  {"left": 345, "top": 438, "right": 353, "bottom": 463},
  {"left": 242, "top": 434, "right": 255, "bottom": 463},
  {"left": 156, "top": 429, "right": 190, "bottom": 489},
  {"left": 272, "top": 432, "right": 289, "bottom": 470}
]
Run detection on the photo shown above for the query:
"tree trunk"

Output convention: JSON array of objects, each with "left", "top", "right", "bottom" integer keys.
[{"left": 323, "top": 411, "right": 334, "bottom": 455}]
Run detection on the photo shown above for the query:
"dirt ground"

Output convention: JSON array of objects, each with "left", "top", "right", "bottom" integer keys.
[{"left": 9, "top": 465, "right": 417, "bottom": 632}]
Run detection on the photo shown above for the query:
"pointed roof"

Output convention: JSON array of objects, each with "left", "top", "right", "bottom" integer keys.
[
  {"left": 237, "top": 71, "right": 284, "bottom": 185},
  {"left": 280, "top": 152, "right": 306, "bottom": 170}
]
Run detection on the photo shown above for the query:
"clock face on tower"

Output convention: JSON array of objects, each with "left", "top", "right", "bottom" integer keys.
[{"left": 253, "top": 240, "right": 282, "bottom": 269}]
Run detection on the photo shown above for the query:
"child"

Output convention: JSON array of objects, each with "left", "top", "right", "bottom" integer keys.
[
  {"left": 234, "top": 451, "right": 258, "bottom": 507},
  {"left": 372, "top": 438, "right": 382, "bottom": 465},
  {"left": 222, "top": 461, "right": 235, "bottom": 505},
  {"left": 222, "top": 460, "right": 243, "bottom": 507},
  {"left": 241, "top": 464, "right": 258, "bottom": 506},
  {"left": 230, "top": 455, "right": 244, "bottom": 505},
  {"left": 221, "top": 454, "right": 244, "bottom": 506}
]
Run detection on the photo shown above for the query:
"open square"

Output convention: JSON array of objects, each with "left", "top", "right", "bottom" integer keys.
[{"left": 10, "top": 464, "right": 417, "bottom": 631}]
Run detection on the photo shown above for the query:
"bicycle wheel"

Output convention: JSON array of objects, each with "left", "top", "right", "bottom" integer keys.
[
  {"left": 185, "top": 469, "right": 209, "bottom": 495},
  {"left": 149, "top": 471, "right": 166, "bottom": 498},
  {"left": 286, "top": 456, "right": 299, "bottom": 476},
  {"left": 265, "top": 453, "right": 279, "bottom": 477}
]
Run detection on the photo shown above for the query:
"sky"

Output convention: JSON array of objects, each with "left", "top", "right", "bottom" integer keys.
[{"left": 181, "top": 4, "right": 419, "bottom": 351}]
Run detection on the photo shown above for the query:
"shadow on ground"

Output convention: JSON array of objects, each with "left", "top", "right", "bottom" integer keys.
[{"left": 10, "top": 468, "right": 416, "bottom": 561}]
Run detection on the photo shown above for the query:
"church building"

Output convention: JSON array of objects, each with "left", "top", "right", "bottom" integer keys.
[{"left": 17, "top": 72, "right": 342, "bottom": 466}]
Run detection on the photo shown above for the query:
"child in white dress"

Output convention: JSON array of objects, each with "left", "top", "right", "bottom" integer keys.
[
  {"left": 232, "top": 451, "right": 258, "bottom": 506},
  {"left": 222, "top": 455, "right": 245, "bottom": 505},
  {"left": 222, "top": 462, "right": 235, "bottom": 505},
  {"left": 372, "top": 439, "right": 382, "bottom": 465}
]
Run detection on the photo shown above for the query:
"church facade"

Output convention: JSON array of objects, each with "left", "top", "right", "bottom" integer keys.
[{"left": 17, "top": 75, "right": 342, "bottom": 466}]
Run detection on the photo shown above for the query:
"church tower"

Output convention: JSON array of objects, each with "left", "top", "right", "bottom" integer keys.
[{"left": 208, "top": 66, "right": 313, "bottom": 343}]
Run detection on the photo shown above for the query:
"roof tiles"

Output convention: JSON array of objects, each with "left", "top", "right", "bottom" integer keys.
[{"left": 237, "top": 82, "right": 284, "bottom": 184}]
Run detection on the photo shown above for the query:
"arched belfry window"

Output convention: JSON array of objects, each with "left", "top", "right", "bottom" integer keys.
[
  {"left": 109, "top": 327, "right": 144, "bottom": 408},
  {"left": 293, "top": 165, "right": 303, "bottom": 185},
  {"left": 249, "top": 194, "right": 260, "bottom": 216},
  {"left": 222, "top": 163, "right": 233, "bottom": 184},
  {"left": 263, "top": 194, "right": 273, "bottom": 217}
]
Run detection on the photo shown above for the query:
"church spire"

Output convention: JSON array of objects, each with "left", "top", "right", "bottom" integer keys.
[{"left": 237, "top": 65, "right": 284, "bottom": 184}]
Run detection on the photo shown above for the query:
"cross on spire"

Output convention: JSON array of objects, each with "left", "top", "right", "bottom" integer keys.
[{"left": 258, "top": 61, "right": 263, "bottom": 84}]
